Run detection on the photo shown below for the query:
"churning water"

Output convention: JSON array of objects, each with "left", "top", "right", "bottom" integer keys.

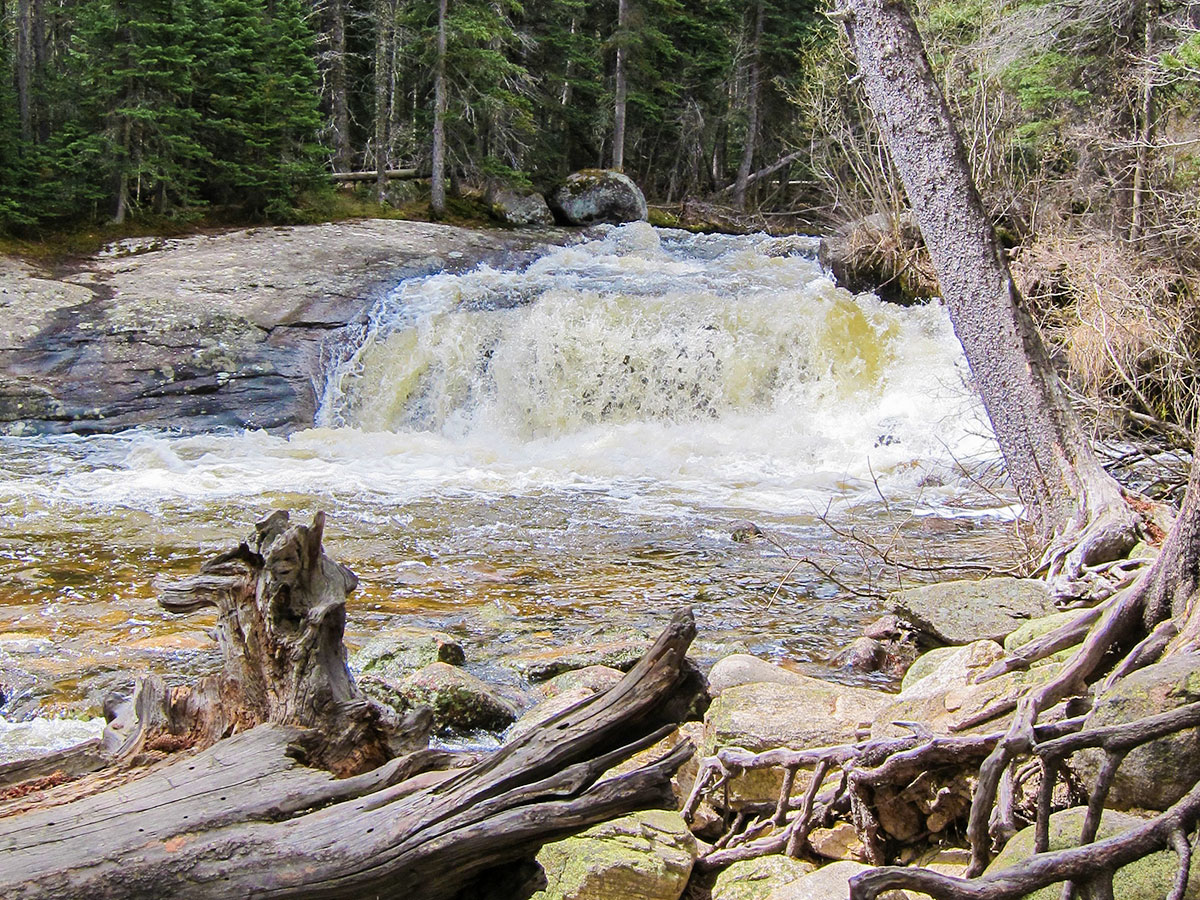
[{"left": 0, "top": 223, "right": 1021, "bottom": 753}]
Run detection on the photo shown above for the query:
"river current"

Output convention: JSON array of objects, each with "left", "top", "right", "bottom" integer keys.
[{"left": 0, "top": 223, "right": 1022, "bottom": 757}]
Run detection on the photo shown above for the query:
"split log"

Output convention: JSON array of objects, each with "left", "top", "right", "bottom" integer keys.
[{"left": 0, "top": 600, "right": 701, "bottom": 899}]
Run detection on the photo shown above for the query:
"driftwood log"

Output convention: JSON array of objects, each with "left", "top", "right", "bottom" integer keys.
[{"left": 0, "top": 511, "right": 702, "bottom": 899}]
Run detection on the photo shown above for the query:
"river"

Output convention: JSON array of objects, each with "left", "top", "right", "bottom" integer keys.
[{"left": 0, "top": 222, "right": 1022, "bottom": 756}]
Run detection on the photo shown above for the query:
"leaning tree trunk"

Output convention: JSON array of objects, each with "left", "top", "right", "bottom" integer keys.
[{"left": 837, "top": 0, "right": 1139, "bottom": 580}]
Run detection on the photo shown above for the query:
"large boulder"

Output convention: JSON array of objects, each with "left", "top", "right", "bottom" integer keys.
[
  {"left": 892, "top": 578, "right": 1057, "bottom": 645},
  {"left": 1074, "top": 651, "right": 1200, "bottom": 811},
  {"left": 489, "top": 186, "right": 555, "bottom": 226},
  {"left": 548, "top": 170, "right": 649, "bottom": 226},
  {"left": 530, "top": 809, "right": 697, "bottom": 900},
  {"left": 986, "top": 807, "right": 1200, "bottom": 899}
]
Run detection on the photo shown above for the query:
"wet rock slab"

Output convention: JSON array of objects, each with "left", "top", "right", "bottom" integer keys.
[{"left": 0, "top": 220, "right": 568, "bottom": 435}]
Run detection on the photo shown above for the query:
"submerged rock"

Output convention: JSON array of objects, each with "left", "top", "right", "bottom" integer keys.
[
  {"left": 350, "top": 626, "right": 466, "bottom": 682},
  {"left": 548, "top": 170, "right": 649, "bottom": 226},
  {"left": 503, "top": 638, "right": 650, "bottom": 681},
  {"left": 530, "top": 809, "right": 697, "bottom": 900},
  {"left": 891, "top": 577, "right": 1057, "bottom": 645}
]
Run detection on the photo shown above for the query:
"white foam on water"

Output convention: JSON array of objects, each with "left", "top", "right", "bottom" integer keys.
[{"left": 0, "top": 716, "right": 105, "bottom": 764}]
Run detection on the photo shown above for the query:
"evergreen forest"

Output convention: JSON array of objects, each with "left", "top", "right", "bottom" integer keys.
[{"left": 1, "top": 0, "right": 1197, "bottom": 242}]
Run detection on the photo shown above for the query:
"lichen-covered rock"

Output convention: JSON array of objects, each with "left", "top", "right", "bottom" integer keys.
[
  {"left": 531, "top": 809, "right": 697, "bottom": 900},
  {"left": 1003, "top": 609, "right": 1091, "bottom": 655},
  {"left": 892, "top": 578, "right": 1056, "bottom": 645},
  {"left": 707, "top": 654, "right": 805, "bottom": 694},
  {"left": 766, "top": 860, "right": 914, "bottom": 900},
  {"left": 350, "top": 626, "right": 466, "bottom": 681},
  {"left": 710, "top": 855, "right": 816, "bottom": 900},
  {"left": 548, "top": 170, "right": 649, "bottom": 226},
  {"left": 1074, "top": 651, "right": 1200, "bottom": 811},
  {"left": 539, "top": 665, "right": 626, "bottom": 698},
  {"left": 874, "top": 639, "right": 1061, "bottom": 737},
  {"left": 396, "top": 661, "right": 519, "bottom": 732},
  {"left": 503, "top": 638, "right": 650, "bottom": 681},
  {"left": 490, "top": 187, "right": 555, "bottom": 226},
  {"left": 899, "top": 646, "right": 960, "bottom": 693},
  {"left": 986, "top": 807, "right": 1200, "bottom": 899},
  {"left": 703, "top": 677, "right": 890, "bottom": 806}
]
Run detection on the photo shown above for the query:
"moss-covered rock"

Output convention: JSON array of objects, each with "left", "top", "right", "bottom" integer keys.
[
  {"left": 899, "top": 646, "right": 960, "bottom": 693},
  {"left": 892, "top": 578, "right": 1056, "bottom": 645},
  {"left": 703, "top": 677, "right": 890, "bottom": 806},
  {"left": 350, "top": 626, "right": 466, "bottom": 682},
  {"left": 397, "top": 661, "right": 519, "bottom": 732},
  {"left": 985, "top": 807, "right": 1200, "bottom": 899},
  {"left": 547, "top": 170, "right": 649, "bottom": 226},
  {"left": 767, "top": 860, "right": 915, "bottom": 899},
  {"left": 1002, "top": 609, "right": 1092, "bottom": 668},
  {"left": 710, "top": 855, "right": 816, "bottom": 900},
  {"left": 1074, "top": 651, "right": 1200, "bottom": 811},
  {"left": 531, "top": 809, "right": 697, "bottom": 900},
  {"left": 875, "top": 640, "right": 1061, "bottom": 738},
  {"left": 503, "top": 638, "right": 650, "bottom": 681}
]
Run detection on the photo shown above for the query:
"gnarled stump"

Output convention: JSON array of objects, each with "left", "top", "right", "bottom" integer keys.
[{"left": 106, "top": 510, "right": 405, "bottom": 775}]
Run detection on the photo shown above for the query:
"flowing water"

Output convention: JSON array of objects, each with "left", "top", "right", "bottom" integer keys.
[{"left": 0, "top": 223, "right": 1022, "bottom": 756}]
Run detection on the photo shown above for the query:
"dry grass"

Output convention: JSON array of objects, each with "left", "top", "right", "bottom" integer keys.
[{"left": 1014, "top": 232, "right": 1200, "bottom": 443}]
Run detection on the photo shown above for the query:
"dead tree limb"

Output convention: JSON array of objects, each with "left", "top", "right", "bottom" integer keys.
[{"left": 0, "top": 607, "right": 702, "bottom": 900}]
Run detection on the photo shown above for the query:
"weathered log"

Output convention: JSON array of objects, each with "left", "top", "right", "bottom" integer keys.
[
  {"left": 0, "top": 607, "right": 701, "bottom": 900},
  {"left": 330, "top": 168, "right": 419, "bottom": 182}
]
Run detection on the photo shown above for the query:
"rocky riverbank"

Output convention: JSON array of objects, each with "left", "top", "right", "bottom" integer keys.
[
  {"left": 339, "top": 574, "right": 1190, "bottom": 900},
  {"left": 0, "top": 220, "right": 570, "bottom": 435}
]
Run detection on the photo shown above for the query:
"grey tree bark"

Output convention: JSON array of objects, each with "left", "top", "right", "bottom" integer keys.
[
  {"left": 15, "top": 0, "right": 33, "bottom": 140},
  {"left": 732, "top": 0, "right": 765, "bottom": 211},
  {"left": 329, "top": 0, "right": 352, "bottom": 172},
  {"left": 837, "top": 0, "right": 1139, "bottom": 580},
  {"left": 431, "top": 0, "right": 448, "bottom": 217},
  {"left": 612, "top": 0, "right": 629, "bottom": 171}
]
